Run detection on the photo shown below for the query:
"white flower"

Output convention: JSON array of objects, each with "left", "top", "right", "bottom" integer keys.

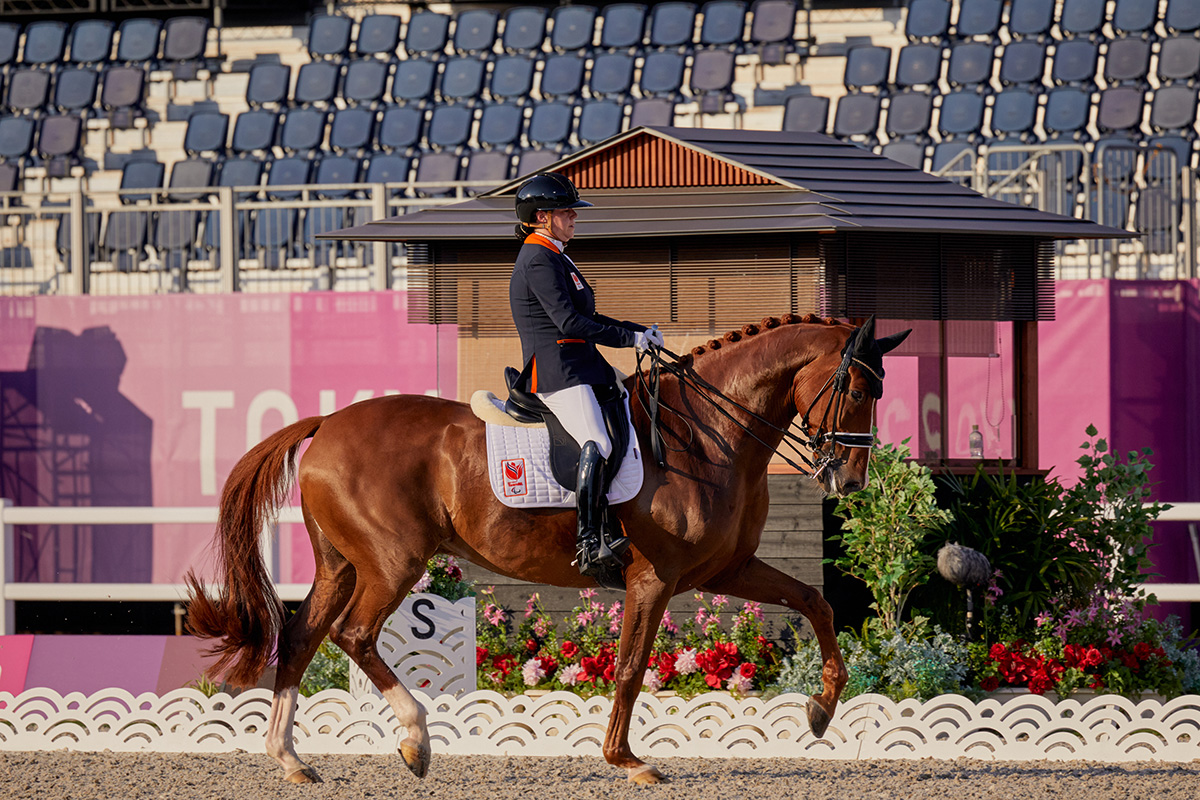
[
  {"left": 522, "top": 658, "right": 546, "bottom": 687},
  {"left": 642, "top": 669, "right": 662, "bottom": 693},
  {"left": 558, "top": 663, "right": 584, "bottom": 686},
  {"left": 674, "top": 648, "right": 699, "bottom": 675}
]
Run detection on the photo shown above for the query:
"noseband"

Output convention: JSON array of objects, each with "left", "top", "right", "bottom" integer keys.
[{"left": 634, "top": 339, "right": 875, "bottom": 481}]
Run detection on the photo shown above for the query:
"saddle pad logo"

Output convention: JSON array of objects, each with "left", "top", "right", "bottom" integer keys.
[
  {"left": 501, "top": 458, "right": 527, "bottom": 497},
  {"left": 570, "top": 272, "right": 584, "bottom": 291}
]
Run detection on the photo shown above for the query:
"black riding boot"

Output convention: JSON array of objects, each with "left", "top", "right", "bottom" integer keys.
[{"left": 575, "top": 441, "right": 629, "bottom": 579}]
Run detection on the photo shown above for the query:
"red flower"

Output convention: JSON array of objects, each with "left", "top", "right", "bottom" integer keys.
[
  {"left": 1134, "top": 642, "right": 1152, "bottom": 661},
  {"left": 1090, "top": 675, "right": 1106, "bottom": 690},
  {"left": 1119, "top": 651, "right": 1139, "bottom": 669},
  {"left": 525, "top": 638, "right": 539, "bottom": 653},
  {"left": 989, "top": 643, "right": 1009, "bottom": 660},
  {"left": 704, "top": 673, "right": 722, "bottom": 688},
  {"left": 603, "top": 664, "right": 617, "bottom": 682},
  {"left": 560, "top": 641, "right": 579, "bottom": 659},
  {"left": 739, "top": 662, "right": 756, "bottom": 679},
  {"left": 655, "top": 652, "right": 678, "bottom": 684},
  {"left": 476, "top": 646, "right": 489, "bottom": 666},
  {"left": 538, "top": 656, "right": 558, "bottom": 675},
  {"left": 1083, "top": 646, "right": 1104, "bottom": 668},
  {"left": 980, "top": 676, "right": 1000, "bottom": 692}
]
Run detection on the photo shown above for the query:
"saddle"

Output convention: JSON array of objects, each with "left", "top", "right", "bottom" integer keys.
[{"left": 503, "top": 366, "right": 631, "bottom": 492}]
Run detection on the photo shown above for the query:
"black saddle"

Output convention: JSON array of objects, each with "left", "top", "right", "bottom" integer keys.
[{"left": 503, "top": 365, "right": 631, "bottom": 492}]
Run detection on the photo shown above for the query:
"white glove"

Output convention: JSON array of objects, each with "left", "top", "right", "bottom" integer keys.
[{"left": 634, "top": 325, "right": 665, "bottom": 353}]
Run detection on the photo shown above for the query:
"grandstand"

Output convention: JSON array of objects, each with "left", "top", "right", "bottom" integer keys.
[{"left": 0, "top": 0, "right": 1196, "bottom": 295}]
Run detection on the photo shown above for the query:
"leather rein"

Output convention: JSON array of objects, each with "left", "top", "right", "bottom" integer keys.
[{"left": 633, "top": 341, "right": 875, "bottom": 481}]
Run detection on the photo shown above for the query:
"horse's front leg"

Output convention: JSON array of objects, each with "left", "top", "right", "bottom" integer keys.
[
  {"left": 604, "top": 566, "right": 677, "bottom": 784},
  {"left": 702, "top": 555, "right": 847, "bottom": 738}
]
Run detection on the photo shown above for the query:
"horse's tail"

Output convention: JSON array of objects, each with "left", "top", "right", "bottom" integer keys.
[{"left": 184, "top": 416, "right": 325, "bottom": 688}]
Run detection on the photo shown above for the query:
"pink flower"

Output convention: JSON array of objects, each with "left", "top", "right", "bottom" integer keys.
[
  {"left": 484, "top": 603, "right": 507, "bottom": 627},
  {"left": 525, "top": 593, "right": 540, "bottom": 618},
  {"left": 522, "top": 658, "right": 546, "bottom": 687},
  {"left": 580, "top": 588, "right": 598, "bottom": 600},
  {"left": 675, "top": 648, "right": 699, "bottom": 675},
  {"left": 642, "top": 669, "right": 662, "bottom": 693},
  {"left": 558, "top": 664, "right": 584, "bottom": 686},
  {"left": 711, "top": 595, "right": 729, "bottom": 612},
  {"left": 412, "top": 571, "right": 432, "bottom": 593},
  {"left": 741, "top": 601, "right": 764, "bottom": 622},
  {"left": 533, "top": 618, "right": 550, "bottom": 637},
  {"left": 608, "top": 601, "right": 623, "bottom": 620},
  {"left": 660, "top": 610, "right": 679, "bottom": 635},
  {"left": 726, "top": 671, "right": 752, "bottom": 696}
]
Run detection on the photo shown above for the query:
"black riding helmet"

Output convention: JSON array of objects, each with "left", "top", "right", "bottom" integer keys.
[{"left": 514, "top": 173, "right": 593, "bottom": 224}]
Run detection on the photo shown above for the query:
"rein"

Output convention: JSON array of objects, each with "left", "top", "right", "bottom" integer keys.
[{"left": 633, "top": 340, "right": 875, "bottom": 481}]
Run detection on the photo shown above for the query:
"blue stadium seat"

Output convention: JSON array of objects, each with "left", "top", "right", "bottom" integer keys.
[
  {"left": 378, "top": 105, "right": 423, "bottom": 151},
  {"left": 329, "top": 106, "right": 375, "bottom": 153},
  {"left": 115, "top": 18, "right": 161, "bottom": 65},
  {"left": 699, "top": 1, "right": 746, "bottom": 48},
  {"left": 599, "top": 4, "right": 647, "bottom": 51},
  {"left": 489, "top": 55, "right": 535, "bottom": 101},
  {"left": 404, "top": 11, "right": 451, "bottom": 58},
  {"left": 999, "top": 41, "right": 1046, "bottom": 86},
  {"left": 1133, "top": 184, "right": 1178, "bottom": 255},
  {"left": 364, "top": 152, "right": 411, "bottom": 185},
  {"left": 880, "top": 141, "right": 926, "bottom": 169},
  {"left": 155, "top": 207, "right": 202, "bottom": 271},
  {"left": 884, "top": 91, "right": 933, "bottom": 140},
  {"left": 1111, "top": 0, "right": 1158, "bottom": 38},
  {"left": 478, "top": 103, "right": 524, "bottom": 149},
  {"left": 0, "top": 116, "right": 34, "bottom": 163},
  {"left": 68, "top": 19, "right": 114, "bottom": 65},
  {"left": 342, "top": 59, "right": 388, "bottom": 105},
  {"left": 453, "top": 8, "right": 499, "bottom": 55},
  {"left": 246, "top": 63, "right": 290, "bottom": 108},
  {"left": 355, "top": 14, "right": 401, "bottom": 60},
  {"left": 257, "top": 156, "right": 312, "bottom": 267},
  {"left": 294, "top": 61, "right": 340, "bottom": 106},
  {"left": 953, "top": 0, "right": 1002, "bottom": 40},
  {"left": 539, "top": 53, "right": 586, "bottom": 99},
  {"left": 119, "top": 159, "right": 164, "bottom": 204},
  {"left": 1051, "top": 39, "right": 1099, "bottom": 87},
  {"left": 1165, "top": 0, "right": 1200, "bottom": 35},
  {"left": 1005, "top": 0, "right": 1054, "bottom": 40},
  {"left": 844, "top": 45, "right": 891, "bottom": 92},
  {"left": 936, "top": 90, "right": 985, "bottom": 139},
  {"left": 103, "top": 208, "right": 150, "bottom": 271},
  {"left": 501, "top": 7, "right": 548, "bottom": 54},
  {"left": 439, "top": 57, "right": 485, "bottom": 102},
  {"left": 1149, "top": 85, "right": 1198, "bottom": 133},
  {"left": 516, "top": 148, "right": 560, "bottom": 176},
  {"left": 0, "top": 24, "right": 19, "bottom": 70},
  {"left": 280, "top": 108, "right": 327, "bottom": 155},
  {"left": 630, "top": 97, "right": 676, "bottom": 126},
  {"left": 946, "top": 42, "right": 994, "bottom": 89},
  {"left": 931, "top": 141, "right": 975, "bottom": 175},
  {"left": 589, "top": 52, "right": 635, "bottom": 98},
  {"left": 833, "top": 93, "right": 881, "bottom": 144},
  {"left": 689, "top": 48, "right": 735, "bottom": 112},
  {"left": 639, "top": 51, "right": 686, "bottom": 97},
  {"left": 1145, "top": 136, "right": 1194, "bottom": 177},
  {"left": 161, "top": 17, "right": 210, "bottom": 79},
  {"left": 390, "top": 58, "right": 436, "bottom": 104},
  {"left": 1157, "top": 37, "right": 1200, "bottom": 85},
  {"left": 550, "top": 6, "right": 597, "bottom": 52},
  {"left": 214, "top": 157, "right": 263, "bottom": 197},
  {"left": 99, "top": 65, "right": 145, "bottom": 129},
  {"left": 52, "top": 67, "right": 99, "bottom": 116},
  {"left": 426, "top": 104, "right": 473, "bottom": 151},
  {"left": 527, "top": 101, "right": 574, "bottom": 149},
  {"left": 1096, "top": 86, "right": 1145, "bottom": 136},
  {"left": 306, "top": 155, "right": 362, "bottom": 266},
  {"left": 1043, "top": 86, "right": 1091, "bottom": 139},
  {"left": 905, "top": 0, "right": 951, "bottom": 42},
  {"left": 414, "top": 151, "right": 462, "bottom": 197},
  {"left": 649, "top": 3, "right": 697, "bottom": 50},
  {"left": 782, "top": 94, "right": 828, "bottom": 133},
  {"left": 747, "top": 0, "right": 796, "bottom": 64},
  {"left": 230, "top": 109, "right": 278, "bottom": 156},
  {"left": 1103, "top": 38, "right": 1150, "bottom": 86},
  {"left": 21, "top": 21, "right": 68, "bottom": 66},
  {"left": 577, "top": 100, "right": 625, "bottom": 144},
  {"left": 464, "top": 149, "right": 512, "bottom": 191},
  {"left": 1057, "top": 0, "right": 1106, "bottom": 39},
  {"left": 988, "top": 88, "right": 1038, "bottom": 138},
  {"left": 38, "top": 114, "right": 82, "bottom": 177},
  {"left": 895, "top": 43, "right": 941, "bottom": 91},
  {"left": 5, "top": 69, "right": 51, "bottom": 115},
  {"left": 166, "top": 157, "right": 213, "bottom": 201},
  {"left": 308, "top": 15, "right": 352, "bottom": 61}
]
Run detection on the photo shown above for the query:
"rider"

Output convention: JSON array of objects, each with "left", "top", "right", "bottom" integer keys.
[{"left": 509, "top": 172, "right": 664, "bottom": 579}]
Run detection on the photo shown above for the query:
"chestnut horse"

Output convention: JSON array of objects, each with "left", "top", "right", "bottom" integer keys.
[{"left": 186, "top": 313, "right": 908, "bottom": 784}]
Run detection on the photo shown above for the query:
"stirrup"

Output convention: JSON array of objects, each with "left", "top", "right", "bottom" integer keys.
[{"left": 597, "top": 533, "right": 630, "bottom": 566}]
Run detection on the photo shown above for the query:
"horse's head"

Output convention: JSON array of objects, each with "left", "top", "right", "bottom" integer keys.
[{"left": 792, "top": 317, "right": 910, "bottom": 497}]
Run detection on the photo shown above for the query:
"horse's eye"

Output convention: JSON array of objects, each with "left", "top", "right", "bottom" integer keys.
[{"left": 851, "top": 390, "right": 865, "bottom": 403}]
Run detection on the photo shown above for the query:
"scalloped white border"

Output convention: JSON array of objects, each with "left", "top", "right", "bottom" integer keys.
[{"left": 2, "top": 689, "right": 1199, "bottom": 760}]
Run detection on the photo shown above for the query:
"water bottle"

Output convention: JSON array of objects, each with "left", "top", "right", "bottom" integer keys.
[{"left": 969, "top": 424, "right": 984, "bottom": 459}]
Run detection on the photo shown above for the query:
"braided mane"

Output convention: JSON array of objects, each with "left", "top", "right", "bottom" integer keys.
[{"left": 685, "top": 313, "right": 845, "bottom": 362}]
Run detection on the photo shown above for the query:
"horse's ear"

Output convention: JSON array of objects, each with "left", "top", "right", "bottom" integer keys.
[
  {"left": 876, "top": 328, "right": 912, "bottom": 355},
  {"left": 850, "top": 315, "right": 876, "bottom": 354}
]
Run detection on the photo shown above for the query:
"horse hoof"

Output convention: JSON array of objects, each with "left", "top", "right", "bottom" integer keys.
[
  {"left": 400, "top": 738, "right": 431, "bottom": 779},
  {"left": 284, "top": 766, "right": 322, "bottom": 784},
  {"left": 628, "top": 764, "right": 666, "bottom": 785},
  {"left": 807, "top": 697, "right": 832, "bottom": 739}
]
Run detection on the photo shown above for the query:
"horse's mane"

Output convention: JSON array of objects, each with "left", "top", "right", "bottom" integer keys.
[{"left": 683, "top": 313, "right": 846, "bottom": 364}]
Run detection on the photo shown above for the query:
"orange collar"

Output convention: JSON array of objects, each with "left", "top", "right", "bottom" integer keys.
[{"left": 524, "top": 232, "right": 560, "bottom": 252}]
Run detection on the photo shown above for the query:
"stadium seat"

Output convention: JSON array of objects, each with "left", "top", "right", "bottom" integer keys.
[
  {"left": 1057, "top": 0, "right": 1106, "bottom": 39},
  {"left": 988, "top": 88, "right": 1038, "bottom": 138},
  {"left": 936, "top": 90, "right": 985, "bottom": 139},
  {"left": 37, "top": 114, "right": 81, "bottom": 177},
  {"left": 246, "top": 63, "right": 290, "bottom": 108},
  {"left": 166, "top": 158, "right": 214, "bottom": 201},
  {"left": 1149, "top": 84, "right": 1199, "bottom": 133},
  {"left": 214, "top": 157, "right": 263, "bottom": 196},
  {"left": 99, "top": 65, "right": 145, "bottom": 129},
  {"left": 539, "top": 53, "right": 586, "bottom": 99},
  {"left": 639, "top": 51, "right": 686, "bottom": 97},
  {"left": 426, "top": 104, "right": 473, "bottom": 151},
  {"left": 1103, "top": 38, "right": 1150, "bottom": 86},
  {"left": 230, "top": 109, "right": 278, "bottom": 156},
  {"left": 280, "top": 108, "right": 327, "bottom": 154},
  {"left": 489, "top": 55, "right": 535, "bottom": 101},
  {"left": 843, "top": 45, "right": 891, "bottom": 92},
  {"left": 649, "top": 2, "right": 697, "bottom": 50},
  {"left": 308, "top": 15, "right": 352, "bottom": 61},
  {"left": 895, "top": 43, "right": 941, "bottom": 91},
  {"left": 699, "top": 1, "right": 747, "bottom": 48},
  {"left": 1157, "top": 37, "right": 1200, "bottom": 84},
  {"left": 589, "top": 52, "right": 635, "bottom": 98},
  {"left": 21, "top": 21, "right": 68, "bottom": 66},
  {"left": 905, "top": 0, "right": 951, "bottom": 42},
  {"left": 931, "top": 141, "right": 975, "bottom": 175},
  {"left": 879, "top": 141, "right": 926, "bottom": 169},
  {"left": 390, "top": 58, "right": 436, "bottom": 104},
  {"left": 404, "top": 11, "right": 451, "bottom": 58},
  {"left": 1165, "top": 0, "right": 1200, "bottom": 35},
  {"left": 119, "top": 159, "right": 164, "bottom": 204},
  {"left": 6, "top": 69, "right": 51, "bottom": 115},
  {"left": 516, "top": 148, "right": 560, "bottom": 176},
  {"left": 599, "top": 4, "right": 647, "bottom": 51},
  {"left": 342, "top": 59, "right": 388, "bottom": 105},
  {"left": 1111, "top": 0, "right": 1158, "bottom": 38},
  {"left": 953, "top": 0, "right": 1002, "bottom": 40},
  {"left": 294, "top": 61, "right": 340, "bottom": 106},
  {"left": 832, "top": 93, "right": 881, "bottom": 144},
  {"left": 999, "top": 41, "right": 1046, "bottom": 86},
  {"left": 478, "top": 103, "right": 524, "bottom": 149},
  {"left": 313, "top": 155, "right": 361, "bottom": 203},
  {"left": 440, "top": 57, "right": 485, "bottom": 102},
  {"left": 0, "top": 161, "right": 20, "bottom": 195},
  {"left": 103, "top": 208, "right": 150, "bottom": 271},
  {"left": 1145, "top": 135, "right": 1195, "bottom": 176},
  {"left": 329, "top": 106, "right": 375, "bottom": 153},
  {"left": 1051, "top": 39, "right": 1099, "bottom": 87},
  {"left": 1043, "top": 87, "right": 1091, "bottom": 138},
  {"left": 782, "top": 94, "right": 828, "bottom": 133},
  {"left": 1096, "top": 86, "right": 1145, "bottom": 136},
  {"left": 306, "top": 155, "right": 362, "bottom": 265},
  {"left": 1005, "top": 0, "right": 1054, "bottom": 40},
  {"left": 501, "top": 7, "right": 548, "bottom": 54},
  {"left": 577, "top": 100, "right": 625, "bottom": 144},
  {"left": 161, "top": 16, "right": 210, "bottom": 79},
  {"left": 1133, "top": 184, "right": 1177, "bottom": 255},
  {"left": 257, "top": 156, "right": 312, "bottom": 267},
  {"left": 464, "top": 149, "right": 512, "bottom": 190},
  {"left": 550, "top": 5, "right": 597, "bottom": 52},
  {"left": 689, "top": 48, "right": 735, "bottom": 111},
  {"left": 52, "top": 67, "right": 99, "bottom": 116},
  {"left": 0, "top": 23, "right": 19, "bottom": 70},
  {"left": 630, "top": 97, "right": 676, "bottom": 126},
  {"left": 1093, "top": 138, "right": 1137, "bottom": 225},
  {"left": 453, "top": 8, "right": 499, "bottom": 55},
  {"left": 68, "top": 19, "right": 114, "bottom": 65},
  {"left": 884, "top": 91, "right": 933, "bottom": 139},
  {"left": 378, "top": 105, "right": 423, "bottom": 151},
  {"left": 365, "top": 152, "right": 412, "bottom": 185},
  {"left": 946, "top": 42, "right": 994, "bottom": 89},
  {"left": 115, "top": 18, "right": 161, "bottom": 65},
  {"left": 414, "top": 151, "right": 462, "bottom": 196},
  {"left": 154, "top": 206, "right": 202, "bottom": 271},
  {"left": 0, "top": 116, "right": 36, "bottom": 163},
  {"left": 747, "top": 0, "right": 796, "bottom": 64},
  {"left": 355, "top": 14, "right": 401, "bottom": 60},
  {"left": 527, "top": 102, "right": 574, "bottom": 149}
]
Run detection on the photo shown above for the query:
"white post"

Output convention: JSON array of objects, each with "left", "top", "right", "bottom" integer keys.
[
  {"left": 370, "top": 183, "right": 388, "bottom": 291},
  {"left": 1, "top": 499, "right": 13, "bottom": 636}
]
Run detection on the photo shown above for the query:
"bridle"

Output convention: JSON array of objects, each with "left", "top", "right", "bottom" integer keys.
[{"left": 633, "top": 332, "right": 877, "bottom": 482}]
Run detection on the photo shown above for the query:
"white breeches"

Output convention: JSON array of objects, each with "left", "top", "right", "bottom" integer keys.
[{"left": 536, "top": 383, "right": 613, "bottom": 459}]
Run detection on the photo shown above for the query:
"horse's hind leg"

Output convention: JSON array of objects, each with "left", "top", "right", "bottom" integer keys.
[
  {"left": 702, "top": 556, "right": 847, "bottom": 738},
  {"left": 264, "top": 510, "right": 355, "bottom": 783}
]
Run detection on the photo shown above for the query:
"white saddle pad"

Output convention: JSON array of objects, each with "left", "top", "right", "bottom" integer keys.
[{"left": 476, "top": 392, "right": 644, "bottom": 509}]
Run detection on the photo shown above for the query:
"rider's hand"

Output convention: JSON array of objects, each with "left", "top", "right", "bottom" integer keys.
[{"left": 635, "top": 325, "right": 665, "bottom": 353}]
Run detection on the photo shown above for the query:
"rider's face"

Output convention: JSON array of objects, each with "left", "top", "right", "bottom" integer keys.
[{"left": 542, "top": 208, "right": 577, "bottom": 242}]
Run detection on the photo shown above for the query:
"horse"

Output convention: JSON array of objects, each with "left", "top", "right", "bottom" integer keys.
[{"left": 185, "top": 312, "right": 909, "bottom": 784}]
